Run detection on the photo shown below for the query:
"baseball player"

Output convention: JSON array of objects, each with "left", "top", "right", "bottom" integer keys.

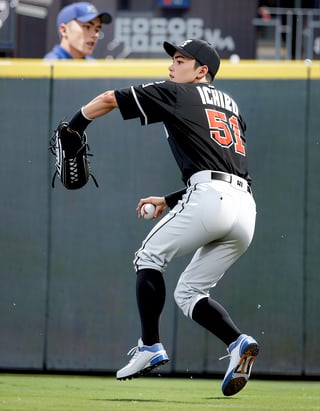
[{"left": 63, "top": 38, "right": 259, "bottom": 396}]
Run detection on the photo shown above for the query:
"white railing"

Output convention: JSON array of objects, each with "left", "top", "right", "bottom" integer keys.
[{"left": 253, "top": 7, "right": 320, "bottom": 59}]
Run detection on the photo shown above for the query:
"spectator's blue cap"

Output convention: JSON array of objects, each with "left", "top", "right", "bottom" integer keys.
[{"left": 57, "top": 2, "right": 112, "bottom": 31}]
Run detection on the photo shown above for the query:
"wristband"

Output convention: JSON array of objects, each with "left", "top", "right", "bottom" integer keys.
[
  {"left": 68, "top": 109, "right": 92, "bottom": 134},
  {"left": 81, "top": 107, "right": 93, "bottom": 120}
]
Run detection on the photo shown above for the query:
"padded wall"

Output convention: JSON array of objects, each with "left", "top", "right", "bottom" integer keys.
[
  {"left": 0, "top": 78, "right": 50, "bottom": 369},
  {"left": 0, "top": 60, "right": 319, "bottom": 376}
]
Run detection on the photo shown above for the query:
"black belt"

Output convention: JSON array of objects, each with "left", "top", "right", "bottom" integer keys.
[
  {"left": 211, "top": 172, "right": 252, "bottom": 194},
  {"left": 210, "top": 171, "right": 232, "bottom": 183},
  {"left": 188, "top": 171, "right": 252, "bottom": 194}
]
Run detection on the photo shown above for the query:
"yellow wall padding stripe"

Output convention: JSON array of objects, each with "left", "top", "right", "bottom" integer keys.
[
  {"left": 0, "top": 59, "right": 52, "bottom": 78},
  {"left": 0, "top": 59, "right": 319, "bottom": 79}
]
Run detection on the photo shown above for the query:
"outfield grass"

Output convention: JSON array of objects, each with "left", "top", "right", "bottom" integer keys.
[{"left": 0, "top": 374, "right": 319, "bottom": 411}]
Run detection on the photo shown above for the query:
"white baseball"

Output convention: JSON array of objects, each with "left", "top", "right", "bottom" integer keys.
[{"left": 141, "top": 203, "right": 155, "bottom": 220}]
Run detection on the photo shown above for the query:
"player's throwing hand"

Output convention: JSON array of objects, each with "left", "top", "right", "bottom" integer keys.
[{"left": 137, "top": 196, "right": 168, "bottom": 219}]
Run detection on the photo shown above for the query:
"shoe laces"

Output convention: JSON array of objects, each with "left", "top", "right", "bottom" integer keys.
[
  {"left": 219, "top": 348, "right": 231, "bottom": 361},
  {"left": 219, "top": 335, "right": 243, "bottom": 361},
  {"left": 126, "top": 344, "right": 141, "bottom": 363}
]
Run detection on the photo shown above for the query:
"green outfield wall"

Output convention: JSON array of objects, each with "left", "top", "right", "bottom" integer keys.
[{"left": 0, "top": 59, "right": 319, "bottom": 376}]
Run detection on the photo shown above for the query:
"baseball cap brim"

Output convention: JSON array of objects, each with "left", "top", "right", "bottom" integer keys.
[
  {"left": 77, "top": 12, "right": 112, "bottom": 24},
  {"left": 163, "top": 41, "right": 194, "bottom": 59}
]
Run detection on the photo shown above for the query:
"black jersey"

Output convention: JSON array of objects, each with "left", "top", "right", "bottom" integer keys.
[{"left": 115, "top": 80, "right": 250, "bottom": 185}]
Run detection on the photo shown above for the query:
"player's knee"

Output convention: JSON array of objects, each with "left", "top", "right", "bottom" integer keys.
[
  {"left": 133, "top": 247, "right": 167, "bottom": 273},
  {"left": 174, "top": 282, "right": 195, "bottom": 318}
]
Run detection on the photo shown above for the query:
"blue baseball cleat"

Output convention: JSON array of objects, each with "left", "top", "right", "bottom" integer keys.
[
  {"left": 116, "top": 338, "right": 169, "bottom": 380},
  {"left": 221, "top": 334, "right": 259, "bottom": 396}
]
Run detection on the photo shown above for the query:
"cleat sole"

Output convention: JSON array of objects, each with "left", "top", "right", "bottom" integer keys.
[{"left": 117, "top": 358, "right": 169, "bottom": 381}]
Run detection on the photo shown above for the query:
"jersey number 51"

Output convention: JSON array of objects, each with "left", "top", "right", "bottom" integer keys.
[{"left": 205, "top": 109, "right": 246, "bottom": 156}]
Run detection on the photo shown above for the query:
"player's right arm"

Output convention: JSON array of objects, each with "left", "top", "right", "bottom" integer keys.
[
  {"left": 136, "top": 187, "right": 186, "bottom": 219},
  {"left": 165, "top": 188, "right": 186, "bottom": 209}
]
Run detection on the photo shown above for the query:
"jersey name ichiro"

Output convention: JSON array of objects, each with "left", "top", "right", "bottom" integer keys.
[{"left": 196, "top": 86, "right": 239, "bottom": 116}]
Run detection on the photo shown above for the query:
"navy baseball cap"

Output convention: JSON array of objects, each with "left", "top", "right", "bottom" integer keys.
[
  {"left": 57, "top": 2, "right": 112, "bottom": 31},
  {"left": 163, "top": 39, "right": 220, "bottom": 79}
]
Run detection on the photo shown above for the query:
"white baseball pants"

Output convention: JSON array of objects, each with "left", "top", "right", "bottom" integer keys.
[{"left": 134, "top": 171, "right": 256, "bottom": 319}]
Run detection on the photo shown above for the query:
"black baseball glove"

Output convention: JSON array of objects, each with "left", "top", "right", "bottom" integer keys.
[{"left": 49, "top": 121, "right": 98, "bottom": 190}]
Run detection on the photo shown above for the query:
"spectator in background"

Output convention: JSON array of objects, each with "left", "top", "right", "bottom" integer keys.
[
  {"left": 257, "top": 0, "right": 274, "bottom": 20},
  {"left": 44, "top": 2, "right": 112, "bottom": 60}
]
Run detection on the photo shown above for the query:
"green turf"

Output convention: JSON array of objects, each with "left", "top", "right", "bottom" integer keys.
[{"left": 0, "top": 374, "right": 319, "bottom": 411}]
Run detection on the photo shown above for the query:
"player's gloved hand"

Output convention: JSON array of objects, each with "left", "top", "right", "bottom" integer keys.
[{"left": 49, "top": 121, "right": 98, "bottom": 190}]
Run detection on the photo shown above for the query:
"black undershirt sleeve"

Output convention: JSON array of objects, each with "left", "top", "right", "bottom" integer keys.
[
  {"left": 68, "top": 110, "right": 92, "bottom": 134},
  {"left": 165, "top": 188, "right": 187, "bottom": 209}
]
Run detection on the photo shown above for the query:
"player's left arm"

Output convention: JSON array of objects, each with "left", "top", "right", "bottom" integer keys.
[
  {"left": 67, "top": 90, "right": 118, "bottom": 134},
  {"left": 82, "top": 90, "right": 118, "bottom": 119}
]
